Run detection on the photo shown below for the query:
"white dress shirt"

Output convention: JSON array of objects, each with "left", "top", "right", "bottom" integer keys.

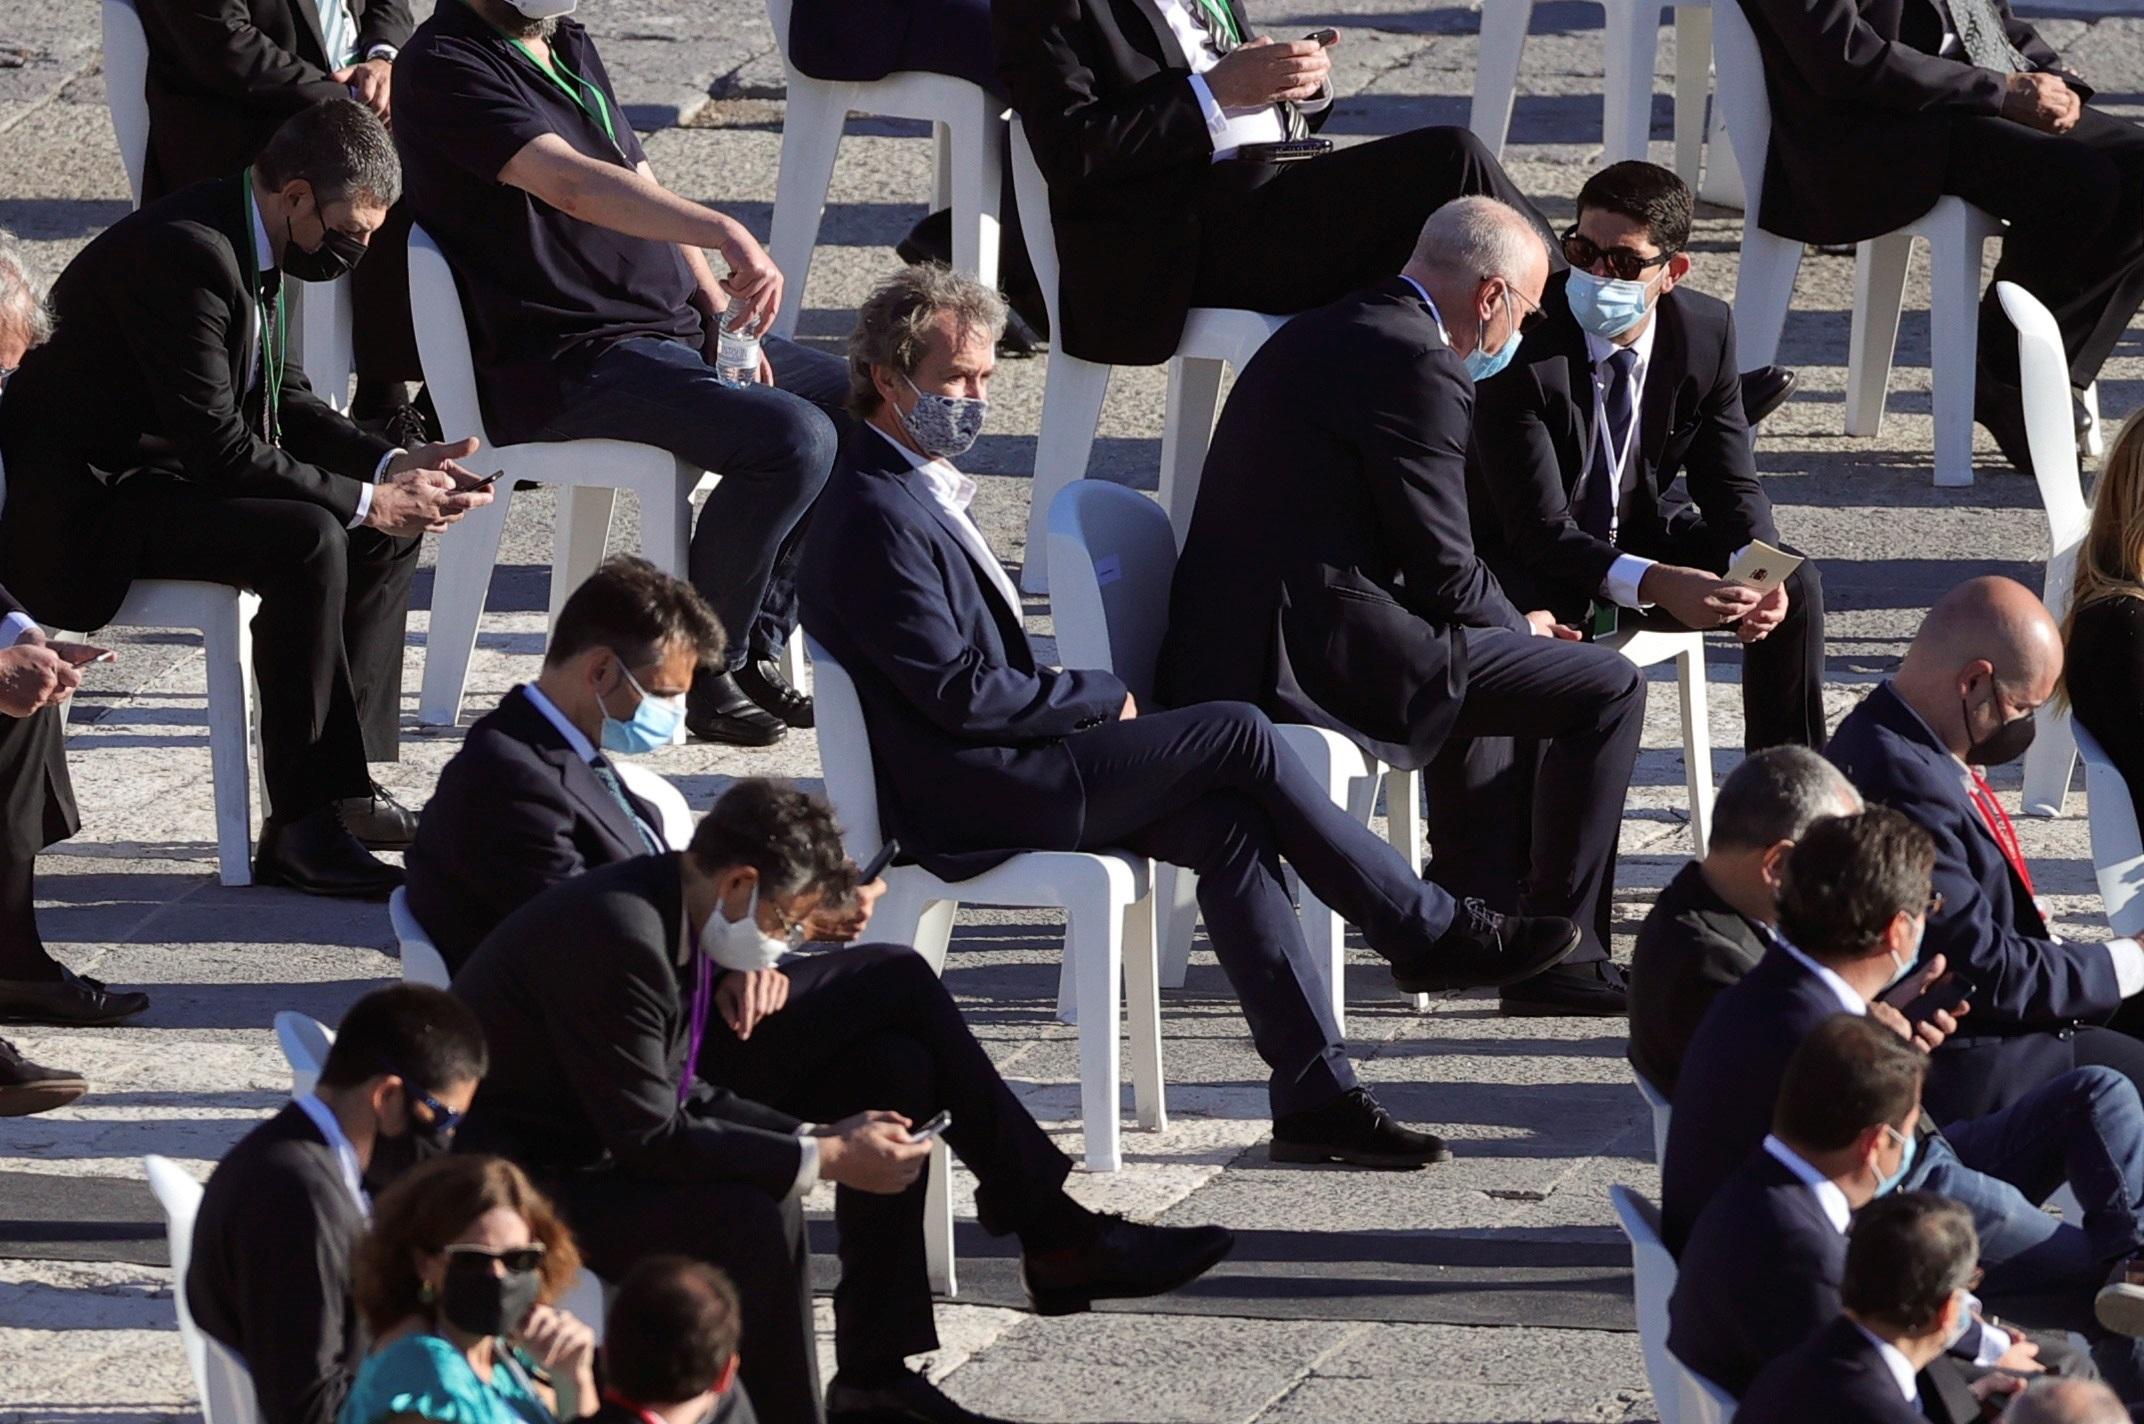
[
  {"left": 873, "top": 427, "right": 1026, "bottom": 617},
  {"left": 292, "top": 1092, "right": 372, "bottom": 1216},
  {"left": 1148, "top": 0, "right": 1329, "bottom": 161},
  {"left": 1851, "top": 1321, "right": 1922, "bottom": 1403},
  {"left": 0, "top": 612, "right": 38, "bottom": 649},
  {"left": 1770, "top": 930, "right": 1869, "bottom": 1017},
  {"left": 1581, "top": 320, "right": 1660, "bottom": 609}
]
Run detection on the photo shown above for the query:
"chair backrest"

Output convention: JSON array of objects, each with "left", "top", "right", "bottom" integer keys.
[
  {"left": 273, "top": 1011, "right": 336, "bottom": 1097},
  {"left": 145, "top": 1155, "right": 267, "bottom": 1424},
  {"left": 1630, "top": 1068, "right": 1672, "bottom": 1163},
  {"left": 406, "top": 224, "right": 497, "bottom": 454},
  {"left": 1996, "top": 281, "right": 2090, "bottom": 612},
  {"left": 1006, "top": 120, "right": 1064, "bottom": 334},
  {"left": 803, "top": 636, "right": 891, "bottom": 867},
  {"left": 1046, "top": 481, "right": 1178, "bottom": 701},
  {"left": 100, "top": 0, "right": 152, "bottom": 207},
  {"left": 388, "top": 886, "right": 453, "bottom": 989},
  {"left": 1610, "top": 1185, "right": 1687, "bottom": 1424},
  {"left": 614, "top": 760, "right": 697, "bottom": 851},
  {"left": 2076, "top": 720, "right": 2144, "bottom": 939},
  {"left": 1707, "top": 0, "right": 1772, "bottom": 220}
]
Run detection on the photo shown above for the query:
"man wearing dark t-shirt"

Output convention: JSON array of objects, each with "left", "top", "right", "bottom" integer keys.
[
  {"left": 592, "top": 1257, "right": 757, "bottom": 1424},
  {"left": 393, "top": 0, "right": 847, "bottom": 747}
]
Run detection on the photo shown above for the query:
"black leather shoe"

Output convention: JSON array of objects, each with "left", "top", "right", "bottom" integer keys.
[
  {"left": 0, "top": 968, "right": 150, "bottom": 1027},
  {"left": 686, "top": 671, "right": 787, "bottom": 747},
  {"left": 1390, "top": 898, "right": 1581, "bottom": 994},
  {"left": 255, "top": 805, "right": 403, "bottom": 900},
  {"left": 1271, "top": 1086, "right": 1452, "bottom": 1169},
  {"left": 1499, "top": 959, "right": 1630, "bottom": 1018},
  {"left": 827, "top": 1368, "right": 1014, "bottom": 1424},
  {"left": 1739, "top": 365, "right": 1797, "bottom": 426},
  {"left": 733, "top": 658, "right": 813, "bottom": 729},
  {"left": 335, "top": 781, "right": 419, "bottom": 850},
  {"left": 0, "top": 1036, "right": 87, "bottom": 1115},
  {"left": 1021, "top": 1213, "right": 1234, "bottom": 1316},
  {"left": 1975, "top": 373, "right": 2035, "bottom": 477}
]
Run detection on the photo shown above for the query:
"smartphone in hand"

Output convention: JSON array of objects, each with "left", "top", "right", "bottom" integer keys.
[
  {"left": 1895, "top": 971, "right": 1973, "bottom": 1027},
  {"left": 908, "top": 1110, "right": 952, "bottom": 1143}
]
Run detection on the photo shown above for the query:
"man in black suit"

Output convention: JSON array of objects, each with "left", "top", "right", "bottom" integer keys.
[
  {"left": 1737, "top": 0, "right": 2144, "bottom": 472},
  {"left": 454, "top": 780, "right": 1236, "bottom": 1424},
  {"left": 1629, "top": 745, "right": 1860, "bottom": 1095},
  {"left": 1159, "top": 198, "right": 1643, "bottom": 1017},
  {"left": 0, "top": 103, "right": 493, "bottom": 900},
  {"left": 802, "top": 265, "right": 1582, "bottom": 1170},
  {"left": 188, "top": 985, "right": 486, "bottom": 1424},
  {"left": 1471, "top": 161, "right": 1826, "bottom": 752},
  {"left": 1738, "top": 1194, "right": 1999, "bottom": 1424},
  {"left": 138, "top": 0, "right": 420, "bottom": 423},
  {"left": 1827, "top": 576, "right": 2144, "bottom": 1122}
]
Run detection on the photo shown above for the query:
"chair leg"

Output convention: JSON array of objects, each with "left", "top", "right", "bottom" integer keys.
[
  {"left": 1671, "top": 6, "right": 1710, "bottom": 185},
  {"left": 1467, "top": 0, "right": 1534, "bottom": 159},
  {"left": 1697, "top": 96, "right": 1744, "bottom": 209},
  {"left": 1385, "top": 767, "right": 1425, "bottom": 877},
  {"left": 2021, "top": 703, "right": 2078, "bottom": 818},
  {"left": 550, "top": 485, "right": 619, "bottom": 629},
  {"left": 1122, "top": 891, "right": 1166, "bottom": 1134},
  {"left": 1729, "top": 223, "right": 1804, "bottom": 370},
  {"left": 1159, "top": 356, "right": 1227, "bottom": 551},
  {"left": 1020, "top": 355, "right": 1113, "bottom": 594},
  {"left": 924, "top": 1139, "right": 958, "bottom": 1297},
  {"left": 911, "top": 899, "right": 958, "bottom": 977},
  {"left": 1928, "top": 223, "right": 1987, "bottom": 489},
  {"left": 769, "top": 81, "right": 853, "bottom": 339},
  {"left": 1676, "top": 642, "right": 1715, "bottom": 856},
  {"left": 778, "top": 626, "right": 810, "bottom": 695},
  {"left": 1601, "top": 0, "right": 1661, "bottom": 164},
  {"left": 202, "top": 600, "right": 257, "bottom": 887},
  {"left": 932, "top": 120, "right": 954, "bottom": 212},
  {"left": 1157, "top": 864, "right": 1199, "bottom": 989},
  {"left": 1845, "top": 232, "right": 1913, "bottom": 439},
  {"left": 949, "top": 103, "right": 1005, "bottom": 295},
  {"left": 1069, "top": 897, "right": 1127, "bottom": 1171},
  {"left": 418, "top": 484, "right": 515, "bottom": 727},
  {"left": 2083, "top": 382, "right": 2106, "bottom": 460}
]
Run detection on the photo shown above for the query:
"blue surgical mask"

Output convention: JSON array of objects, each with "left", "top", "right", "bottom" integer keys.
[
  {"left": 1882, "top": 947, "right": 1916, "bottom": 994},
  {"left": 900, "top": 376, "right": 988, "bottom": 460},
  {"left": 1874, "top": 1123, "right": 1918, "bottom": 1196},
  {"left": 1565, "top": 267, "right": 1662, "bottom": 341},
  {"left": 599, "top": 664, "right": 685, "bottom": 756},
  {"left": 1462, "top": 289, "right": 1523, "bottom": 383},
  {"left": 1941, "top": 1289, "right": 1975, "bottom": 1352}
]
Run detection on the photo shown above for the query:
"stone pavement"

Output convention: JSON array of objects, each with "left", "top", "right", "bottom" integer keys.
[{"left": 1, "top": 0, "right": 2142, "bottom": 1419}]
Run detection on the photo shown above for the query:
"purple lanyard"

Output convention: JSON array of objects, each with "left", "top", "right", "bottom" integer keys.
[{"left": 678, "top": 924, "right": 713, "bottom": 1106}]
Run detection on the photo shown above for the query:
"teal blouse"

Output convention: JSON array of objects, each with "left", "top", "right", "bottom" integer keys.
[{"left": 338, "top": 1334, "right": 556, "bottom": 1424}]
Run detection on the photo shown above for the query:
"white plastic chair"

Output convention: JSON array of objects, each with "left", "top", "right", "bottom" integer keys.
[
  {"left": 2076, "top": 722, "right": 2144, "bottom": 940},
  {"left": 614, "top": 760, "right": 697, "bottom": 850},
  {"left": 1680, "top": 1371, "right": 1737, "bottom": 1424},
  {"left": 2000, "top": 282, "right": 2092, "bottom": 818},
  {"left": 389, "top": 886, "right": 453, "bottom": 989},
  {"left": 1600, "top": 625, "right": 1715, "bottom": 854},
  {"left": 144, "top": 1155, "right": 267, "bottom": 1424},
  {"left": 274, "top": 1010, "right": 334, "bottom": 1097},
  {"left": 1044, "top": 478, "right": 1431, "bottom": 1033},
  {"left": 1712, "top": 0, "right": 1992, "bottom": 488},
  {"left": 807, "top": 636, "right": 1164, "bottom": 1180},
  {"left": 1009, "top": 118, "right": 1289, "bottom": 593},
  {"left": 1612, "top": 1185, "right": 1736, "bottom": 1424},
  {"left": 763, "top": 0, "right": 1005, "bottom": 338},
  {"left": 1632, "top": 1066, "right": 1671, "bottom": 1162}
]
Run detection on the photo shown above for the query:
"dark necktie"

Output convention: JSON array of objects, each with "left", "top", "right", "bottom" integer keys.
[
  {"left": 1576, "top": 346, "right": 1639, "bottom": 542},
  {"left": 1943, "top": 0, "right": 2033, "bottom": 72},
  {"left": 589, "top": 755, "right": 665, "bottom": 854}
]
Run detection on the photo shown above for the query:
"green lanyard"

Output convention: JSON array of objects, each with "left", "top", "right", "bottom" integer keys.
[
  {"left": 1192, "top": 0, "right": 1243, "bottom": 47},
  {"left": 240, "top": 168, "right": 285, "bottom": 447},
  {"left": 512, "top": 39, "right": 620, "bottom": 153}
]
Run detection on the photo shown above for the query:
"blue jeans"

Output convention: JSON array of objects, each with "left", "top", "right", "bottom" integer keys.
[{"left": 538, "top": 334, "right": 850, "bottom": 674}]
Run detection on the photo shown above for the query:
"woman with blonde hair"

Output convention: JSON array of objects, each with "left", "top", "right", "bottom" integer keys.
[
  {"left": 340, "top": 1154, "right": 597, "bottom": 1424},
  {"left": 2064, "top": 412, "right": 2144, "bottom": 813}
]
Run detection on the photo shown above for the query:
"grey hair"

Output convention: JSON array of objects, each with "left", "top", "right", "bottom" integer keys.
[
  {"left": 1409, "top": 195, "right": 1549, "bottom": 285},
  {"left": 0, "top": 231, "right": 52, "bottom": 351},
  {"left": 1709, "top": 745, "right": 1862, "bottom": 854},
  {"left": 2004, "top": 1380, "right": 2130, "bottom": 1424},
  {"left": 846, "top": 264, "right": 1006, "bottom": 419},
  {"left": 256, "top": 98, "right": 402, "bottom": 210}
]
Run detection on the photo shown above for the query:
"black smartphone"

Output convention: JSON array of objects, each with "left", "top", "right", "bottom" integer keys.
[
  {"left": 1236, "top": 138, "right": 1333, "bottom": 164},
  {"left": 909, "top": 1109, "right": 952, "bottom": 1142},
  {"left": 1899, "top": 971, "right": 1974, "bottom": 1026},
  {"left": 858, "top": 838, "right": 900, "bottom": 883},
  {"left": 470, "top": 469, "right": 506, "bottom": 489},
  {"left": 1304, "top": 27, "right": 1338, "bottom": 44}
]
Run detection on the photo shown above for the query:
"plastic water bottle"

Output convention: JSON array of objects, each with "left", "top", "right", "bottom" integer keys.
[{"left": 716, "top": 306, "right": 761, "bottom": 386}]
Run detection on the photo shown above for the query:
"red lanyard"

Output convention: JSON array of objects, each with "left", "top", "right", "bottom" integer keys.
[
  {"left": 1966, "top": 769, "right": 2035, "bottom": 899},
  {"left": 602, "top": 1389, "right": 667, "bottom": 1424}
]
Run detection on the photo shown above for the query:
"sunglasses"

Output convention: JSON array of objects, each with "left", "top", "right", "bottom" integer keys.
[
  {"left": 1561, "top": 228, "right": 1677, "bottom": 283},
  {"left": 382, "top": 1063, "right": 464, "bottom": 1139},
  {"left": 443, "top": 1242, "right": 547, "bottom": 1274}
]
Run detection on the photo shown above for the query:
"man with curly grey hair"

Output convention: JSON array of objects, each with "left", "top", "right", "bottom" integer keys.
[{"left": 0, "top": 231, "right": 51, "bottom": 388}]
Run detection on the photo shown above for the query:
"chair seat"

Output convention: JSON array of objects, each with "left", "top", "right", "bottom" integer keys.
[
  {"left": 1177, "top": 307, "right": 1291, "bottom": 365},
  {"left": 1900, "top": 195, "right": 2003, "bottom": 247},
  {"left": 109, "top": 579, "right": 257, "bottom": 630},
  {"left": 1601, "top": 624, "right": 1702, "bottom": 667},
  {"left": 491, "top": 438, "right": 694, "bottom": 492},
  {"left": 892, "top": 847, "right": 1151, "bottom": 911},
  {"left": 814, "top": 68, "right": 1010, "bottom": 127}
]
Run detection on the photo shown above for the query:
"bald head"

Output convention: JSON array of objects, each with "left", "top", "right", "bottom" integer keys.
[
  {"left": 2004, "top": 1378, "right": 2128, "bottom": 1424},
  {"left": 1402, "top": 197, "right": 1550, "bottom": 362},
  {"left": 1894, "top": 576, "right": 2060, "bottom": 765}
]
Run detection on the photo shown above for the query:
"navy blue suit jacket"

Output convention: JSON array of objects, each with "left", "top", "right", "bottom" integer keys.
[
  {"left": 1660, "top": 941, "right": 1854, "bottom": 1253},
  {"left": 797, "top": 428, "right": 1129, "bottom": 880},
  {"left": 1669, "top": 1149, "right": 1849, "bottom": 1398},
  {"left": 1735, "top": 1316, "right": 1928, "bottom": 1424},
  {"left": 1828, "top": 681, "right": 2116, "bottom": 1121}
]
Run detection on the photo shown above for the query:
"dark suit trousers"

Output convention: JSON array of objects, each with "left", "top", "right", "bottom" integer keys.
[
  {"left": 696, "top": 945, "right": 1075, "bottom": 1373},
  {"left": 1190, "top": 126, "right": 1560, "bottom": 313},
  {"left": 0, "top": 704, "right": 77, "bottom": 980},
  {"left": 1067, "top": 701, "right": 1461, "bottom": 1113},
  {"left": 1943, "top": 106, "right": 2144, "bottom": 389},
  {"left": 116, "top": 480, "right": 416, "bottom": 818},
  {"left": 1422, "top": 629, "right": 1645, "bottom": 963},
  {"left": 1636, "top": 535, "right": 1826, "bottom": 752}
]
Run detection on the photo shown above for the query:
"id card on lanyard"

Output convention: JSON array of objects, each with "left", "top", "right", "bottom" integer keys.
[
  {"left": 240, "top": 168, "right": 285, "bottom": 448},
  {"left": 512, "top": 37, "right": 627, "bottom": 161}
]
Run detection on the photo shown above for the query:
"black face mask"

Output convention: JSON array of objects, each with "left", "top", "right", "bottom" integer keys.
[
  {"left": 439, "top": 1256, "right": 543, "bottom": 1339},
  {"left": 361, "top": 1094, "right": 452, "bottom": 1196},
  {"left": 282, "top": 219, "right": 368, "bottom": 284},
  {"left": 1962, "top": 688, "right": 2037, "bottom": 767}
]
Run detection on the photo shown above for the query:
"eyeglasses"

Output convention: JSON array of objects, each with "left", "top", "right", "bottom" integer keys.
[
  {"left": 442, "top": 1242, "right": 547, "bottom": 1274},
  {"left": 764, "top": 902, "right": 812, "bottom": 950},
  {"left": 1922, "top": 892, "right": 1945, "bottom": 919},
  {"left": 1561, "top": 228, "right": 1677, "bottom": 282},
  {"left": 383, "top": 1064, "right": 464, "bottom": 1139},
  {"left": 1493, "top": 282, "right": 1549, "bottom": 336}
]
